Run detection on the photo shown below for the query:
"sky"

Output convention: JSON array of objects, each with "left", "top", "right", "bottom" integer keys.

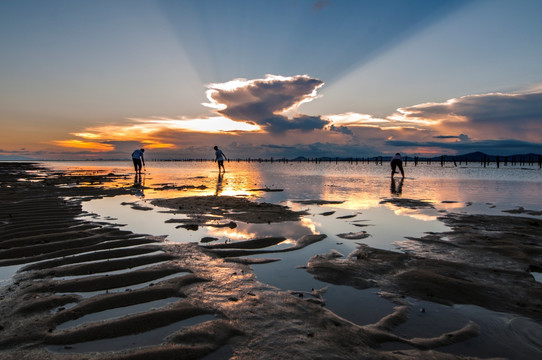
[{"left": 1, "top": 0, "right": 542, "bottom": 160}]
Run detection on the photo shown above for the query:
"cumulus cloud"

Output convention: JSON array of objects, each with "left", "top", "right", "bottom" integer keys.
[{"left": 204, "top": 74, "right": 329, "bottom": 133}]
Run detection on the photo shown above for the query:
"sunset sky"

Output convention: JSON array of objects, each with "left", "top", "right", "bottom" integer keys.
[{"left": 1, "top": 0, "right": 542, "bottom": 160}]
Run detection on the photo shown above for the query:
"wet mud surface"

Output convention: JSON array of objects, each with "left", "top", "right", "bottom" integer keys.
[{"left": 1, "top": 163, "right": 541, "bottom": 359}]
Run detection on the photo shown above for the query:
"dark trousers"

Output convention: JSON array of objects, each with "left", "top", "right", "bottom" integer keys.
[
  {"left": 133, "top": 158, "right": 142, "bottom": 172},
  {"left": 391, "top": 159, "right": 404, "bottom": 177}
]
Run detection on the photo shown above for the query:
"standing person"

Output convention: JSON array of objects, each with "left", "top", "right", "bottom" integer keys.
[
  {"left": 132, "top": 148, "right": 145, "bottom": 174},
  {"left": 390, "top": 152, "right": 404, "bottom": 178},
  {"left": 214, "top": 146, "right": 226, "bottom": 173}
]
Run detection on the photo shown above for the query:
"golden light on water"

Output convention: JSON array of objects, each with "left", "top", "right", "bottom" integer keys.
[{"left": 206, "top": 227, "right": 256, "bottom": 241}]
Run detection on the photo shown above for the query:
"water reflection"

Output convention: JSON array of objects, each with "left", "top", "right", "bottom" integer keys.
[
  {"left": 215, "top": 172, "right": 224, "bottom": 196},
  {"left": 132, "top": 173, "right": 145, "bottom": 198},
  {"left": 390, "top": 177, "right": 404, "bottom": 196}
]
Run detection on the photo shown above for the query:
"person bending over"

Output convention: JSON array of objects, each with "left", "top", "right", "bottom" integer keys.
[
  {"left": 390, "top": 152, "right": 404, "bottom": 178},
  {"left": 132, "top": 148, "right": 145, "bottom": 173}
]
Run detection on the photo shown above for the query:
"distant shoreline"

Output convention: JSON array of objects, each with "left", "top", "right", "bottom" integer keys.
[{"left": 2, "top": 151, "right": 541, "bottom": 166}]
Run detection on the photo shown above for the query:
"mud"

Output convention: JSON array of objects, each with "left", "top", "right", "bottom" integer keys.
[{"left": 151, "top": 195, "right": 308, "bottom": 223}]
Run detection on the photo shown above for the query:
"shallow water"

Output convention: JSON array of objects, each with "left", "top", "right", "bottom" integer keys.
[
  {"left": 37, "top": 160, "right": 542, "bottom": 358},
  {"left": 47, "top": 314, "right": 217, "bottom": 353}
]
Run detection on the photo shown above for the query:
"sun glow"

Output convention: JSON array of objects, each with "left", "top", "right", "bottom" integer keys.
[
  {"left": 141, "top": 116, "right": 261, "bottom": 133},
  {"left": 325, "top": 112, "right": 389, "bottom": 126}
]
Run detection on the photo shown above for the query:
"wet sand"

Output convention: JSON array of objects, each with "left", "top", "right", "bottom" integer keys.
[{"left": 1, "top": 162, "right": 540, "bottom": 359}]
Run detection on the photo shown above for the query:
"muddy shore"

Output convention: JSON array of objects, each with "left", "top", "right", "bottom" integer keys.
[{"left": 1, "top": 163, "right": 541, "bottom": 359}]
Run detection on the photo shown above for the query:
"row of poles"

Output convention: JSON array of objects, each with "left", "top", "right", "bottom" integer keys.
[{"left": 155, "top": 155, "right": 542, "bottom": 168}]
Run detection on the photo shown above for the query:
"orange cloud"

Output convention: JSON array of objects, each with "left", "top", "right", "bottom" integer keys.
[{"left": 52, "top": 140, "right": 115, "bottom": 152}]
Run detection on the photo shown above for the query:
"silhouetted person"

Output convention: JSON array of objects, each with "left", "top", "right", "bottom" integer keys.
[
  {"left": 132, "top": 148, "right": 145, "bottom": 173},
  {"left": 214, "top": 146, "right": 226, "bottom": 173},
  {"left": 390, "top": 153, "right": 404, "bottom": 178},
  {"left": 390, "top": 177, "right": 404, "bottom": 195}
]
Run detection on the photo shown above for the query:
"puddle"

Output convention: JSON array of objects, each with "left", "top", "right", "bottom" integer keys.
[
  {"left": 51, "top": 261, "right": 169, "bottom": 281},
  {"left": 380, "top": 298, "right": 542, "bottom": 359},
  {"left": 0, "top": 264, "right": 25, "bottom": 287},
  {"left": 47, "top": 314, "right": 216, "bottom": 353},
  {"left": 55, "top": 297, "right": 182, "bottom": 331},
  {"left": 51, "top": 250, "right": 166, "bottom": 268},
  {"left": 56, "top": 272, "right": 191, "bottom": 299}
]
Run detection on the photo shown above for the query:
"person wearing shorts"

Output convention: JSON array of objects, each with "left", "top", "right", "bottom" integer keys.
[{"left": 214, "top": 146, "right": 226, "bottom": 173}]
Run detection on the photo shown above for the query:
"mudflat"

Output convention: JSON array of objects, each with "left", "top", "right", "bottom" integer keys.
[{"left": 1, "top": 162, "right": 541, "bottom": 359}]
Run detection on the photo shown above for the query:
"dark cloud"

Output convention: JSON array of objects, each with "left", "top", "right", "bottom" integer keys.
[
  {"left": 386, "top": 139, "right": 542, "bottom": 155},
  {"left": 261, "top": 115, "right": 329, "bottom": 133},
  {"left": 206, "top": 75, "right": 329, "bottom": 133},
  {"left": 433, "top": 134, "right": 470, "bottom": 141},
  {"left": 253, "top": 142, "right": 380, "bottom": 159},
  {"left": 329, "top": 124, "right": 354, "bottom": 135},
  {"left": 399, "top": 92, "right": 542, "bottom": 138},
  {"left": 261, "top": 144, "right": 298, "bottom": 150}
]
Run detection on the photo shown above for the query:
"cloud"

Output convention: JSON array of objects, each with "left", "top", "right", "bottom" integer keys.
[
  {"left": 204, "top": 74, "right": 328, "bottom": 133},
  {"left": 329, "top": 124, "right": 354, "bottom": 135},
  {"left": 52, "top": 140, "right": 115, "bottom": 152},
  {"left": 393, "top": 91, "right": 542, "bottom": 141},
  {"left": 433, "top": 134, "right": 470, "bottom": 141},
  {"left": 386, "top": 139, "right": 542, "bottom": 155},
  {"left": 45, "top": 75, "right": 542, "bottom": 159}
]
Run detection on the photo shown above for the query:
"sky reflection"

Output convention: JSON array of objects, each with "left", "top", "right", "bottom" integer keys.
[
  {"left": 64, "top": 159, "right": 541, "bottom": 261},
  {"left": 40, "top": 160, "right": 542, "bottom": 358}
]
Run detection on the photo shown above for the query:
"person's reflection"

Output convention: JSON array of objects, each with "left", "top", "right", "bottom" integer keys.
[
  {"left": 215, "top": 172, "right": 224, "bottom": 196},
  {"left": 390, "top": 177, "right": 403, "bottom": 196},
  {"left": 133, "top": 172, "right": 145, "bottom": 197}
]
